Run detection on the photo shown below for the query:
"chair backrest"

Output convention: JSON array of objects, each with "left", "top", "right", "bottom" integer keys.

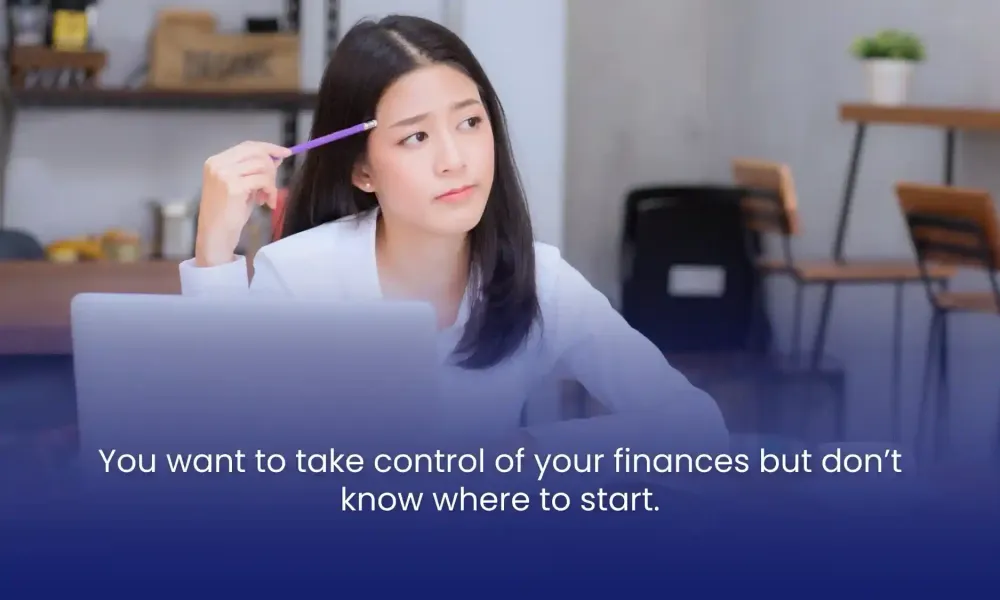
[
  {"left": 895, "top": 182, "right": 1000, "bottom": 272},
  {"left": 619, "top": 185, "right": 773, "bottom": 355},
  {"left": 730, "top": 158, "right": 801, "bottom": 237},
  {"left": 0, "top": 229, "right": 45, "bottom": 260}
]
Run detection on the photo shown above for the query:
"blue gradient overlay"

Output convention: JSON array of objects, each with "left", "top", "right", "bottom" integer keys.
[{"left": 2, "top": 327, "right": 1000, "bottom": 596}]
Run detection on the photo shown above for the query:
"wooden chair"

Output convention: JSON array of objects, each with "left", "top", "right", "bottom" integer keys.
[
  {"left": 896, "top": 182, "right": 1000, "bottom": 459},
  {"left": 732, "top": 158, "right": 955, "bottom": 441}
]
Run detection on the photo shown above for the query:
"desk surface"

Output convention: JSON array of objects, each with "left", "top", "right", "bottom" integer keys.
[
  {"left": 0, "top": 260, "right": 181, "bottom": 355},
  {"left": 840, "top": 103, "right": 1000, "bottom": 131}
]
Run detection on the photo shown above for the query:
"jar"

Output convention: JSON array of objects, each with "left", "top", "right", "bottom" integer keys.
[
  {"left": 155, "top": 200, "right": 197, "bottom": 260},
  {"left": 8, "top": 0, "right": 48, "bottom": 46}
]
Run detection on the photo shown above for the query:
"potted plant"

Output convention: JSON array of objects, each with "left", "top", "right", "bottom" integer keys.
[{"left": 851, "top": 29, "right": 925, "bottom": 106}]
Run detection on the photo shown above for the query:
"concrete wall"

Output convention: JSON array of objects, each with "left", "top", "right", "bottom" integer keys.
[
  {"left": 456, "top": 0, "right": 566, "bottom": 248},
  {"left": 2, "top": 0, "right": 566, "bottom": 249},
  {"left": 564, "top": 0, "right": 713, "bottom": 305},
  {"left": 706, "top": 0, "right": 1000, "bottom": 449},
  {"left": 566, "top": 0, "right": 1000, "bottom": 448}
]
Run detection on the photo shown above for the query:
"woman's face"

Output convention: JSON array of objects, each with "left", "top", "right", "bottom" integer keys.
[{"left": 355, "top": 63, "right": 495, "bottom": 237}]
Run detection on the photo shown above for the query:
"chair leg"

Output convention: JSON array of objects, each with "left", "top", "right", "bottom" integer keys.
[
  {"left": 935, "top": 311, "right": 950, "bottom": 459},
  {"left": 917, "top": 309, "right": 942, "bottom": 458},
  {"left": 994, "top": 386, "right": 1000, "bottom": 464},
  {"left": 790, "top": 281, "right": 804, "bottom": 366},
  {"left": 810, "top": 281, "right": 836, "bottom": 369},
  {"left": 746, "top": 273, "right": 768, "bottom": 357},
  {"left": 890, "top": 282, "right": 904, "bottom": 443}
]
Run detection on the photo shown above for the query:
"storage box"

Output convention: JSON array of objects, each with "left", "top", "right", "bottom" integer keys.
[{"left": 148, "top": 11, "right": 299, "bottom": 91}]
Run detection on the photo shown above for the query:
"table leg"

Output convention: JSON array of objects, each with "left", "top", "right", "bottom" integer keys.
[
  {"left": 812, "top": 123, "right": 868, "bottom": 368},
  {"left": 832, "top": 123, "right": 867, "bottom": 260},
  {"left": 891, "top": 282, "right": 903, "bottom": 442}
]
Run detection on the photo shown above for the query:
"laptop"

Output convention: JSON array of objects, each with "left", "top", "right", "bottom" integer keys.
[{"left": 70, "top": 293, "right": 442, "bottom": 467}]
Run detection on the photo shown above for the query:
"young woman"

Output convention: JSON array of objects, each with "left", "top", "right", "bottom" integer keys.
[{"left": 181, "top": 15, "right": 728, "bottom": 452}]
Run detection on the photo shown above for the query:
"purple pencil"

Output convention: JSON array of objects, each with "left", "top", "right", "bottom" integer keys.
[{"left": 286, "top": 119, "right": 378, "bottom": 155}]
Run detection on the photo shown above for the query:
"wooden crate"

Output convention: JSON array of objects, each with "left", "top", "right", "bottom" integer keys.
[
  {"left": 148, "top": 13, "right": 299, "bottom": 91},
  {"left": 154, "top": 8, "right": 217, "bottom": 34}
]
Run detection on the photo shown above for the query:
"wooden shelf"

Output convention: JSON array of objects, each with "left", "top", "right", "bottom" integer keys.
[{"left": 11, "top": 88, "right": 318, "bottom": 112}]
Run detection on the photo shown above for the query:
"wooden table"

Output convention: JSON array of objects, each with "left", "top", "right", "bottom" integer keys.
[
  {"left": 812, "top": 104, "right": 1000, "bottom": 375},
  {"left": 833, "top": 103, "right": 1000, "bottom": 259},
  {"left": 0, "top": 260, "right": 181, "bottom": 355}
]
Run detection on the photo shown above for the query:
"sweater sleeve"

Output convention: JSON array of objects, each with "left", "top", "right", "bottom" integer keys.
[
  {"left": 525, "top": 247, "right": 731, "bottom": 457},
  {"left": 178, "top": 252, "right": 291, "bottom": 297}
]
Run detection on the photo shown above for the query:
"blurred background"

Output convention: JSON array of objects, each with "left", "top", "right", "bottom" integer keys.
[{"left": 3, "top": 0, "right": 1000, "bottom": 468}]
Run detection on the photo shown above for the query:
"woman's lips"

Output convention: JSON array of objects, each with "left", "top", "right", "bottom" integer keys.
[{"left": 435, "top": 185, "right": 476, "bottom": 201}]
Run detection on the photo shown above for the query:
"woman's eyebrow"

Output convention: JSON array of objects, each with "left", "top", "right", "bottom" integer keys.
[{"left": 389, "top": 98, "right": 482, "bottom": 128}]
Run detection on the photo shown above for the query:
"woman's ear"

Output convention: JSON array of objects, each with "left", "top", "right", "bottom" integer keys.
[{"left": 351, "top": 162, "right": 376, "bottom": 194}]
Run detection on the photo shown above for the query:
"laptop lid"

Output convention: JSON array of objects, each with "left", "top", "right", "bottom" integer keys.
[{"left": 70, "top": 293, "right": 441, "bottom": 464}]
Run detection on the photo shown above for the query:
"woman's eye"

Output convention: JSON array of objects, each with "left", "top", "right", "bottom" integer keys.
[
  {"left": 459, "top": 116, "right": 483, "bottom": 129},
  {"left": 400, "top": 132, "right": 428, "bottom": 146}
]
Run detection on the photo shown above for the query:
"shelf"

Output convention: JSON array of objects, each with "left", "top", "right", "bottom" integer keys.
[{"left": 11, "top": 88, "right": 319, "bottom": 112}]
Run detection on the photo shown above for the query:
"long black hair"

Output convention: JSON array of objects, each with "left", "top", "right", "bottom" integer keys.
[{"left": 282, "top": 15, "right": 540, "bottom": 370}]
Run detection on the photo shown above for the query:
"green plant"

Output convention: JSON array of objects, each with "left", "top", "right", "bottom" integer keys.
[{"left": 851, "top": 29, "right": 925, "bottom": 61}]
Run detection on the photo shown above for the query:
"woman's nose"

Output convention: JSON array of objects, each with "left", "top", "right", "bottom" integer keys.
[{"left": 434, "top": 134, "right": 466, "bottom": 174}]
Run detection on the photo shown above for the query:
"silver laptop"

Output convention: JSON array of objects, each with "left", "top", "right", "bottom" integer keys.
[{"left": 70, "top": 293, "right": 441, "bottom": 471}]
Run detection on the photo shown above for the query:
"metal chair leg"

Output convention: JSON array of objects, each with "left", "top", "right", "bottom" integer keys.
[
  {"left": 994, "top": 386, "right": 1000, "bottom": 464},
  {"left": 746, "top": 272, "right": 769, "bottom": 356},
  {"left": 935, "top": 311, "right": 951, "bottom": 459},
  {"left": 810, "top": 281, "right": 836, "bottom": 369},
  {"left": 790, "top": 281, "right": 804, "bottom": 366},
  {"left": 833, "top": 371, "right": 848, "bottom": 441},
  {"left": 891, "top": 282, "right": 904, "bottom": 442},
  {"left": 917, "top": 309, "right": 942, "bottom": 458}
]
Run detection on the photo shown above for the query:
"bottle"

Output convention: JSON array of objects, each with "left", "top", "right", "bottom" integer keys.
[{"left": 48, "top": 0, "right": 91, "bottom": 51}]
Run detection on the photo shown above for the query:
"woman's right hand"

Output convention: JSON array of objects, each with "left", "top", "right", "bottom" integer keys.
[{"left": 194, "top": 141, "right": 292, "bottom": 267}]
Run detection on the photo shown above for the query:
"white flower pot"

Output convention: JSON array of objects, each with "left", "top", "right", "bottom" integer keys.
[{"left": 865, "top": 59, "right": 915, "bottom": 106}]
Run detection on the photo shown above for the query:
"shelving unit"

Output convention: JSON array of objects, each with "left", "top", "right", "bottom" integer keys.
[
  {"left": 0, "top": 1, "right": 344, "bottom": 356},
  {"left": 0, "top": 0, "right": 341, "bottom": 226}
]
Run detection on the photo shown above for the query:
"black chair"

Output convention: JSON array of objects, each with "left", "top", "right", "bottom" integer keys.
[
  {"left": 620, "top": 183, "right": 846, "bottom": 442},
  {"left": 0, "top": 228, "right": 45, "bottom": 260},
  {"left": 620, "top": 185, "right": 772, "bottom": 357}
]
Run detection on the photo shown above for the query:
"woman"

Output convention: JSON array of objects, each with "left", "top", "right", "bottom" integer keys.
[{"left": 181, "top": 15, "right": 728, "bottom": 453}]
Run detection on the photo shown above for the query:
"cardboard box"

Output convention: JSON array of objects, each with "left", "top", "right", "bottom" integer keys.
[{"left": 148, "top": 11, "right": 299, "bottom": 91}]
